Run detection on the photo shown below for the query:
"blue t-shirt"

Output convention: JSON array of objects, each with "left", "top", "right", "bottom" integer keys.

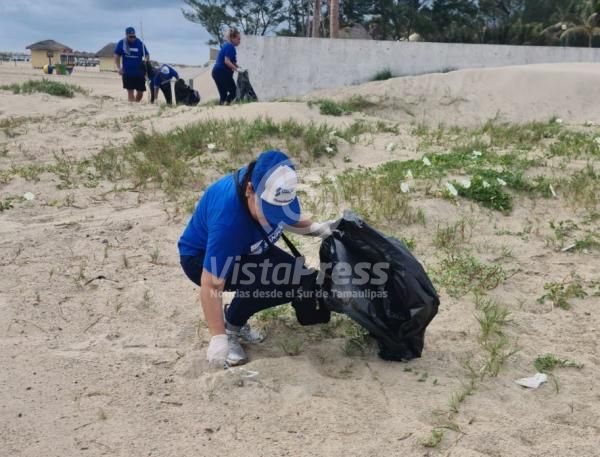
[
  {"left": 178, "top": 170, "right": 283, "bottom": 279},
  {"left": 114, "top": 38, "right": 149, "bottom": 77},
  {"left": 214, "top": 42, "right": 237, "bottom": 72},
  {"left": 152, "top": 64, "right": 179, "bottom": 87}
]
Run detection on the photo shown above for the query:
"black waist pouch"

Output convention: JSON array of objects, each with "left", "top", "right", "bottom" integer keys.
[{"left": 291, "top": 270, "right": 330, "bottom": 326}]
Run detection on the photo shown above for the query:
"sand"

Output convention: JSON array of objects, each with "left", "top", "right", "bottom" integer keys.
[
  {"left": 1, "top": 62, "right": 599, "bottom": 457},
  {"left": 308, "top": 62, "right": 600, "bottom": 127}
]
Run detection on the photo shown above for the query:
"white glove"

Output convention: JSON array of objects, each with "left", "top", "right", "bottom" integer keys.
[
  {"left": 206, "top": 334, "right": 228, "bottom": 368},
  {"left": 309, "top": 220, "right": 336, "bottom": 239},
  {"left": 237, "top": 67, "right": 246, "bottom": 73}
]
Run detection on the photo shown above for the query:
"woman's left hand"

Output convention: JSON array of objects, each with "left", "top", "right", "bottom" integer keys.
[{"left": 309, "top": 220, "right": 336, "bottom": 239}]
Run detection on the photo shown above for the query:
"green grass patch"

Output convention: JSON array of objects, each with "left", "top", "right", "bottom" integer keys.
[
  {"left": 377, "top": 148, "right": 535, "bottom": 183},
  {"left": 371, "top": 68, "right": 393, "bottom": 81},
  {"left": 309, "top": 96, "right": 378, "bottom": 116},
  {"left": 0, "top": 198, "right": 14, "bottom": 212},
  {"left": 433, "top": 253, "right": 506, "bottom": 298},
  {"left": 573, "top": 234, "right": 600, "bottom": 252},
  {"left": 534, "top": 354, "right": 583, "bottom": 373},
  {"left": 537, "top": 280, "right": 587, "bottom": 310},
  {"left": 475, "top": 296, "right": 512, "bottom": 342},
  {"left": 0, "top": 79, "right": 87, "bottom": 98},
  {"left": 534, "top": 354, "right": 584, "bottom": 393},
  {"left": 475, "top": 169, "right": 554, "bottom": 197},
  {"left": 255, "top": 304, "right": 293, "bottom": 322},
  {"left": 474, "top": 295, "right": 516, "bottom": 377},
  {"left": 548, "top": 131, "right": 600, "bottom": 158},
  {"left": 305, "top": 169, "right": 425, "bottom": 226},
  {"left": 313, "top": 99, "right": 344, "bottom": 116},
  {"left": 342, "top": 321, "right": 371, "bottom": 356},
  {"left": 478, "top": 120, "right": 562, "bottom": 149},
  {"left": 420, "top": 428, "right": 444, "bottom": 448},
  {"left": 433, "top": 219, "right": 469, "bottom": 251},
  {"left": 91, "top": 117, "right": 395, "bottom": 197},
  {"left": 451, "top": 176, "right": 513, "bottom": 213},
  {"left": 559, "top": 164, "right": 599, "bottom": 210},
  {"left": 546, "top": 219, "right": 578, "bottom": 250}
]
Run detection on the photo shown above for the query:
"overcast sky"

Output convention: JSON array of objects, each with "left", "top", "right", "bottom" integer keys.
[{"left": 0, "top": 0, "right": 212, "bottom": 65}]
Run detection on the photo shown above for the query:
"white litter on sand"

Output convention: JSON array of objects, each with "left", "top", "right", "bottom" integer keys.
[
  {"left": 515, "top": 373, "right": 548, "bottom": 389},
  {"left": 446, "top": 182, "right": 458, "bottom": 197}
]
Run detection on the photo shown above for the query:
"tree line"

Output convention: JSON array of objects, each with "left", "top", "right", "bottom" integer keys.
[{"left": 183, "top": 0, "right": 600, "bottom": 48}]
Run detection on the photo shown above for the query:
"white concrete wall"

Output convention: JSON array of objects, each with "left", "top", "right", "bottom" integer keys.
[{"left": 238, "top": 36, "right": 600, "bottom": 100}]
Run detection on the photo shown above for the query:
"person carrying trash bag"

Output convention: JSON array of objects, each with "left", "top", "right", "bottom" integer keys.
[
  {"left": 212, "top": 28, "right": 241, "bottom": 105},
  {"left": 178, "top": 150, "right": 335, "bottom": 367},
  {"left": 149, "top": 63, "right": 178, "bottom": 105}
]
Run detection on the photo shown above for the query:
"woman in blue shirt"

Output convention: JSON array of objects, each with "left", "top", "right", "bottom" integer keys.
[
  {"left": 179, "top": 150, "right": 333, "bottom": 367},
  {"left": 212, "top": 28, "right": 241, "bottom": 105}
]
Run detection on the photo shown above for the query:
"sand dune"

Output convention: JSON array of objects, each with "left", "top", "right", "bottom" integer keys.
[{"left": 309, "top": 62, "right": 600, "bottom": 126}]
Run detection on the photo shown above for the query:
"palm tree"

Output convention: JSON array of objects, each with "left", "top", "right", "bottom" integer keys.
[
  {"left": 540, "top": 1, "right": 600, "bottom": 47},
  {"left": 579, "top": 12, "right": 600, "bottom": 47},
  {"left": 560, "top": 2, "right": 600, "bottom": 47},
  {"left": 312, "top": 0, "right": 321, "bottom": 37},
  {"left": 330, "top": 0, "right": 339, "bottom": 38}
]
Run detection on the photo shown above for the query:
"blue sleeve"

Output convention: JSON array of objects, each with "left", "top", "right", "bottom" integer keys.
[
  {"left": 203, "top": 224, "right": 244, "bottom": 279},
  {"left": 114, "top": 41, "right": 123, "bottom": 56},
  {"left": 152, "top": 74, "right": 160, "bottom": 86},
  {"left": 171, "top": 68, "right": 179, "bottom": 79},
  {"left": 143, "top": 43, "right": 149, "bottom": 57},
  {"left": 224, "top": 44, "right": 236, "bottom": 62}
]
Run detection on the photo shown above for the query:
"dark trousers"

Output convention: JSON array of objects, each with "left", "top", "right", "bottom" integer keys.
[
  {"left": 150, "top": 82, "right": 173, "bottom": 104},
  {"left": 212, "top": 67, "right": 236, "bottom": 105},
  {"left": 180, "top": 246, "right": 307, "bottom": 326}
]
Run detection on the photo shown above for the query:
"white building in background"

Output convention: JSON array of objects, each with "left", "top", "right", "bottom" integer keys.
[{"left": 0, "top": 52, "right": 30, "bottom": 62}]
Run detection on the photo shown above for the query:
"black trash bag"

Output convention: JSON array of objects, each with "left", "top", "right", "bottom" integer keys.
[
  {"left": 236, "top": 70, "right": 258, "bottom": 102},
  {"left": 174, "top": 78, "right": 201, "bottom": 106},
  {"left": 319, "top": 211, "right": 440, "bottom": 361}
]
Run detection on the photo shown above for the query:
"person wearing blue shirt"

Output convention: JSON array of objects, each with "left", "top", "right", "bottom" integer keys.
[
  {"left": 149, "top": 63, "right": 178, "bottom": 105},
  {"left": 179, "top": 150, "right": 334, "bottom": 367},
  {"left": 113, "top": 27, "right": 149, "bottom": 102},
  {"left": 212, "top": 28, "right": 241, "bottom": 105}
]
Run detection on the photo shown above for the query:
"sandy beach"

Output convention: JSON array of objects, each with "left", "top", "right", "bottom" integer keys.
[{"left": 1, "top": 62, "right": 599, "bottom": 457}]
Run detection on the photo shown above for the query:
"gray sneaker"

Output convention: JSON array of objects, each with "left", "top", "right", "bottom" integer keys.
[
  {"left": 239, "top": 323, "right": 266, "bottom": 344},
  {"left": 226, "top": 330, "right": 248, "bottom": 366},
  {"left": 224, "top": 305, "right": 266, "bottom": 344}
]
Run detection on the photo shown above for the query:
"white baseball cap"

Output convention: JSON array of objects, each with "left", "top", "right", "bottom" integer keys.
[{"left": 249, "top": 150, "right": 301, "bottom": 227}]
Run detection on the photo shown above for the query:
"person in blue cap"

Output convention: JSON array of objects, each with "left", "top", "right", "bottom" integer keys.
[
  {"left": 178, "top": 150, "right": 334, "bottom": 367},
  {"left": 212, "top": 28, "right": 241, "bottom": 105},
  {"left": 114, "top": 27, "right": 149, "bottom": 102},
  {"left": 149, "top": 63, "right": 179, "bottom": 105}
]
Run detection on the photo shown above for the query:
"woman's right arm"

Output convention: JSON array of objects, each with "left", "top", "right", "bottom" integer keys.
[
  {"left": 224, "top": 56, "right": 238, "bottom": 72},
  {"left": 201, "top": 269, "right": 229, "bottom": 367},
  {"left": 200, "top": 269, "right": 226, "bottom": 336}
]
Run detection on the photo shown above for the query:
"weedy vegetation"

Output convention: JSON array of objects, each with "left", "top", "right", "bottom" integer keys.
[
  {"left": 538, "top": 279, "right": 587, "bottom": 310},
  {"left": 0, "top": 79, "right": 87, "bottom": 98}
]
